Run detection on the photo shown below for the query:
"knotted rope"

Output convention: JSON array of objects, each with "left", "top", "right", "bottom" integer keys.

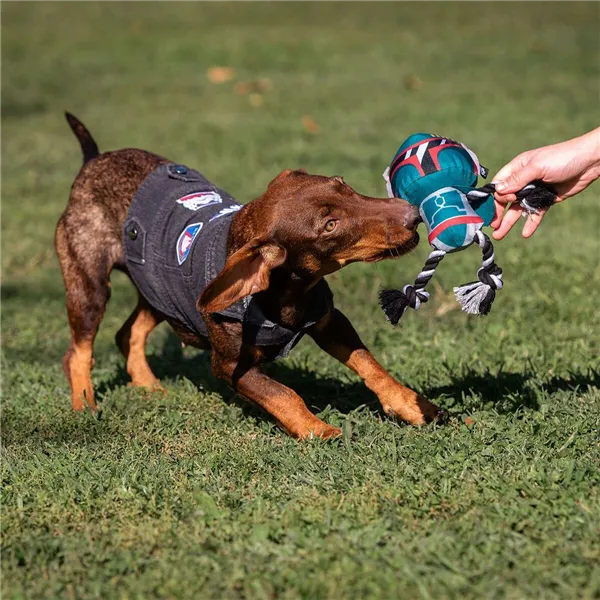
[
  {"left": 379, "top": 250, "right": 446, "bottom": 325},
  {"left": 379, "top": 182, "right": 556, "bottom": 324},
  {"left": 453, "top": 230, "right": 503, "bottom": 315},
  {"left": 467, "top": 181, "right": 556, "bottom": 214}
]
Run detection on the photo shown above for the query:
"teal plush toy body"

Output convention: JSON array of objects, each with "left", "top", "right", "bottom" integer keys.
[{"left": 380, "top": 133, "right": 556, "bottom": 324}]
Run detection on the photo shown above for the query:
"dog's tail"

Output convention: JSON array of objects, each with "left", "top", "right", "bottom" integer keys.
[{"left": 65, "top": 112, "right": 99, "bottom": 164}]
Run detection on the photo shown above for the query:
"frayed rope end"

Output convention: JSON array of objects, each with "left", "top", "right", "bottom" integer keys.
[
  {"left": 517, "top": 182, "right": 557, "bottom": 214},
  {"left": 378, "top": 249, "right": 444, "bottom": 325},
  {"left": 378, "top": 289, "right": 411, "bottom": 326},
  {"left": 453, "top": 281, "right": 497, "bottom": 315},
  {"left": 453, "top": 231, "right": 503, "bottom": 316}
]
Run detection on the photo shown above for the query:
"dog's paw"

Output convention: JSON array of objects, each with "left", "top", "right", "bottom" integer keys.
[
  {"left": 127, "top": 381, "right": 167, "bottom": 396},
  {"left": 318, "top": 425, "right": 343, "bottom": 440},
  {"left": 297, "top": 423, "right": 342, "bottom": 440},
  {"left": 415, "top": 395, "right": 447, "bottom": 424},
  {"left": 383, "top": 393, "right": 446, "bottom": 426}
]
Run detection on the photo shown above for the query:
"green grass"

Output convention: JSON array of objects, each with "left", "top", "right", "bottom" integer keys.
[{"left": 2, "top": 2, "right": 600, "bottom": 598}]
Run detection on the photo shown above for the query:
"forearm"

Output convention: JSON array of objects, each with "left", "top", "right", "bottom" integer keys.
[{"left": 578, "top": 126, "right": 600, "bottom": 175}]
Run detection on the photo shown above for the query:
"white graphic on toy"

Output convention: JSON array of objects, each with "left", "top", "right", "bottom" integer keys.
[
  {"left": 430, "top": 192, "right": 467, "bottom": 228},
  {"left": 420, "top": 187, "right": 476, "bottom": 230}
]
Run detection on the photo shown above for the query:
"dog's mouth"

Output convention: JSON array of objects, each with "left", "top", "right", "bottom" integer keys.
[{"left": 365, "top": 231, "right": 420, "bottom": 263}]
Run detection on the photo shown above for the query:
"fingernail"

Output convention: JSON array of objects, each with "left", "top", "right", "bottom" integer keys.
[{"left": 495, "top": 181, "right": 507, "bottom": 192}]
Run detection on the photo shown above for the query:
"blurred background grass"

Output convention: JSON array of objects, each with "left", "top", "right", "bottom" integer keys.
[{"left": 2, "top": 3, "right": 599, "bottom": 599}]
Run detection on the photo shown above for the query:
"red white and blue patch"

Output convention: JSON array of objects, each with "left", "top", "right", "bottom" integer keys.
[
  {"left": 176, "top": 191, "right": 222, "bottom": 211},
  {"left": 176, "top": 222, "right": 203, "bottom": 265}
]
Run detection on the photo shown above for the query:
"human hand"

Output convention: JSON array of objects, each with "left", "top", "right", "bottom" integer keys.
[{"left": 491, "top": 128, "right": 600, "bottom": 239}]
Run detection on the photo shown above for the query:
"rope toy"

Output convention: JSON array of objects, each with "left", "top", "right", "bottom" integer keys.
[{"left": 379, "top": 133, "right": 556, "bottom": 325}]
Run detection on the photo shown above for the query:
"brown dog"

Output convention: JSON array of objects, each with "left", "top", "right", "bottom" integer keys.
[{"left": 55, "top": 113, "right": 444, "bottom": 438}]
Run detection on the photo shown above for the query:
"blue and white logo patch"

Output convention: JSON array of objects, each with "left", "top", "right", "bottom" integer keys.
[
  {"left": 176, "top": 222, "right": 203, "bottom": 265},
  {"left": 176, "top": 191, "right": 222, "bottom": 211}
]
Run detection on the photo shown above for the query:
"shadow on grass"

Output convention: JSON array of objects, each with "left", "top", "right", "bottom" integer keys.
[
  {"left": 103, "top": 331, "right": 600, "bottom": 425},
  {"left": 424, "top": 368, "right": 600, "bottom": 414},
  {"left": 2, "top": 409, "right": 107, "bottom": 449},
  {"left": 97, "top": 331, "right": 380, "bottom": 425},
  {"left": 5, "top": 329, "right": 598, "bottom": 448}
]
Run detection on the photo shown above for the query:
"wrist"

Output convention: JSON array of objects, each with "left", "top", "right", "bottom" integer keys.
[
  {"left": 581, "top": 127, "right": 600, "bottom": 165},
  {"left": 568, "top": 127, "right": 600, "bottom": 184}
]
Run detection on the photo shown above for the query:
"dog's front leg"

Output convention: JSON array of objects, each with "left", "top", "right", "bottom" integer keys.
[
  {"left": 309, "top": 309, "right": 444, "bottom": 425},
  {"left": 211, "top": 347, "right": 341, "bottom": 440}
]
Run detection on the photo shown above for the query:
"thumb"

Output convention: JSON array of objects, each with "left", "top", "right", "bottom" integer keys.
[{"left": 493, "top": 153, "right": 539, "bottom": 194}]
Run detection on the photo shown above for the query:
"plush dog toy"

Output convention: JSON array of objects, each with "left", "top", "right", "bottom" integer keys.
[{"left": 380, "top": 133, "right": 556, "bottom": 325}]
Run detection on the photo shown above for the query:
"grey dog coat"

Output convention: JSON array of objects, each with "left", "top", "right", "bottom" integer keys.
[{"left": 123, "top": 163, "right": 333, "bottom": 358}]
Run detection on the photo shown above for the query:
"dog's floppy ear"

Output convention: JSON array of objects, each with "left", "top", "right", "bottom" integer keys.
[{"left": 197, "top": 238, "right": 287, "bottom": 314}]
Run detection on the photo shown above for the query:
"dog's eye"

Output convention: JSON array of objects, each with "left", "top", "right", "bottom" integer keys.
[{"left": 324, "top": 219, "right": 337, "bottom": 233}]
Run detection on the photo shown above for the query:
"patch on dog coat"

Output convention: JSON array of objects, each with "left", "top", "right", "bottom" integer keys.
[
  {"left": 176, "top": 222, "right": 203, "bottom": 264},
  {"left": 176, "top": 191, "right": 222, "bottom": 211},
  {"left": 123, "top": 163, "right": 333, "bottom": 359}
]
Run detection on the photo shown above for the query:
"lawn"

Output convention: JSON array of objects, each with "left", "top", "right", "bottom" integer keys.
[{"left": 1, "top": 2, "right": 599, "bottom": 599}]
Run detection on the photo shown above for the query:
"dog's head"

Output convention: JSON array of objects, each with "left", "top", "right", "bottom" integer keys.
[{"left": 198, "top": 169, "right": 419, "bottom": 313}]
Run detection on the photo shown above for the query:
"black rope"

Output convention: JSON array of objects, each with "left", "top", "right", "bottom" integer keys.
[
  {"left": 466, "top": 181, "right": 557, "bottom": 213},
  {"left": 379, "top": 249, "right": 446, "bottom": 325}
]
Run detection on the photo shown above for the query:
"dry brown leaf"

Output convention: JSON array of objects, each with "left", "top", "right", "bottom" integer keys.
[
  {"left": 435, "top": 301, "right": 461, "bottom": 317},
  {"left": 258, "top": 77, "right": 273, "bottom": 92},
  {"left": 531, "top": 40, "right": 545, "bottom": 53},
  {"left": 130, "top": 21, "right": 142, "bottom": 36},
  {"left": 207, "top": 66, "right": 235, "bottom": 84},
  {"left": 235, "top": 78, "right": 273, "bottom": 95},
  {"left": 432, "top": 280, "right": 460, "bottom": 316},
  {"left": 464, "top": 417, "right": 475, "bottom": 427},
  {"left": 234, "top": 82, "right": 252, "bottom": 95},
  {"left": 404, "top": 74, "right": 423, "bottom": 91},
  {"left": 302, "top": 115, "right": 320, "bottom": 134},
  {"left": 249, "top": 93, "right": 263, "bottom": 107}
]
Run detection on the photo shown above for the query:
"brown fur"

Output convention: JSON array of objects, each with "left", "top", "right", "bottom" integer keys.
[{"left": 56, "top": 113, "right": 445, "bottom": 437}]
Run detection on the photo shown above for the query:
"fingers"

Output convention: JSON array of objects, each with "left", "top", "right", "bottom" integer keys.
[
  {"left": 492, "top": 203, "right": 523, "bottom": 240},
  {"left": 492, "top": 151, "right": 539, "bottom": 195},
  {"left": 491, "top": 149, "right": 547, "bottom": 240},
  {"left": 494, "top": 193, "right": 518, "bottom": 205},
  {"left": 521, "top": 208, "right": 547, "bottom": 238},
  {"left": 490, "top": 193, "right": 519, "bottom": 228},
  {"left": 492, "top": 203, "right": 548, "bottom": 240},
  {"left": 490, "top": 199, "right": 505, "bottom": 229}
]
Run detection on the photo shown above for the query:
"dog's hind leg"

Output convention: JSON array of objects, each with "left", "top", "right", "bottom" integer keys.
[
  {"left": 56, "top": 216, "right": 115, "bottom": 411},
  {"left": 116, "top": 297, "right": 164, "bottom": 390}
]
